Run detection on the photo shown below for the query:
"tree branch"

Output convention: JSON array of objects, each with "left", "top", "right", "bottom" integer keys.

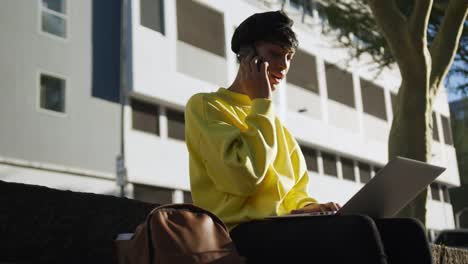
[
  {"left": 429, "top": 0, "right": 468, "bottom": 94},
  {"left": 433, "top": 0, "right": 449, "bottom": 14},
  {"left": 409, "top": 0, "right": 433, "bottom": 38},
  {"left": 366, "top": 0, "right": 407, "bottom": 41},
  {"left": 365, "top": 0, "right": 411, "bottom": 67}
]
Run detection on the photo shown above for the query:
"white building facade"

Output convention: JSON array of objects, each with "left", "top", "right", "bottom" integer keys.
[{"left": 0, "top": 0, "right": 460, "bottom": 238}]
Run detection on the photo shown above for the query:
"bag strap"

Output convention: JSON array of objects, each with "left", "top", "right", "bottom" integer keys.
[
  {"left": 148, "top": 203, "right": 228, "bottom": 231},
  {"left": 145, "top": 209, "right": 156, "bottom": 263}
]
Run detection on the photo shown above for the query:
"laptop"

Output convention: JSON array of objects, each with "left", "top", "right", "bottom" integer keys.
[{"left": 266, "top": 156, "right": 446, "bottom": 219}]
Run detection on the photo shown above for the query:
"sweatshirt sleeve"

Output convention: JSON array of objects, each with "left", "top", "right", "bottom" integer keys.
[
  {"left": 185, "top": 94, "right": 277, "bottom": 196},
  {"left": 280, "top": 141, "right": 318, "bottom": 214}
]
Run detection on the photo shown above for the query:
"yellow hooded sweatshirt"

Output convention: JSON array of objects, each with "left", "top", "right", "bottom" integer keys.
[{"left": 185, "top": 88, "right": 317, "bottom": 230}]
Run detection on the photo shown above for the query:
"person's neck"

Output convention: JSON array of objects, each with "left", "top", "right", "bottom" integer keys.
[{"left": 227, "top": 74, "right": 247, "bottom": 97}]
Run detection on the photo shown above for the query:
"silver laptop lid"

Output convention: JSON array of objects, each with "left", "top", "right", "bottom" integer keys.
[{"left": 338, "top": 156, "right": 446, "bottom": 218}]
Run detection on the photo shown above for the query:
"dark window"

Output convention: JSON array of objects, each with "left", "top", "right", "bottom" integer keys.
[
  {"left": 301, "top": 145, "right": 318, "bottom": 172},
  {"left": 360, "top": 79, "right": 387, "bottom": 120},
  {"left": 287, "top": 49, "right": 319, "bottom": 94},
  {"left": 140, "top": 0, "right": 165, "bottom": 34},
  {"left": 374, "top": 166, "right": 382, "bottom": 174},
  {"left": 435, "top": 230, "right": 468, "bottom": 248},
  {"left": 341, "top": 157, "right": 355, "bottom": 181},
  {"left": 431, "top": 183, "right": 441, "bottom": 201},
  {"left": 42, "top": 0, "right": 66, "bottom": 13},
  {"left": 131, "top": 99, "right": 160, "bottom": 135},
  {"left": 91, "top": 0, "right": 121, "bottom": 103},
  {"left": 441, "top": 115, "right": 453, "bottom": 145},
  {"left": 433, "top": 112, "right": 439, "bottom": 142},
  {"left": 133, "top": 184, "right": 173, "bottom": 204},
  {"left": 167, "top": 108, "right": 185, "bottom": 141},
  {"left": 441, "top": 185, "right": 450, "bottom": 203},
  {"left": 390, "top": 92, "right": 397, "bottom": 114},
  {"left": 325, "top": 63, "right": 355, "bottom": 108},
  {"left": 183, "top": 191, "right": 193, "bottom": 203},
  {"left": 40, "top": 74, "right": 66, "bottom": 113},
  {"left": 290, "top": 0, "right": 302, "bottom": 8},
  {"left": 176, "top": 0, "right": 225, "bottom": 57},
  {"left": 322, "top": 152, "right": 337, "bottom": 177},
  {"left": 41, "top": 13, "right": 66, "bottom": 37},
  {"left": 359, "top": 163, "right": 371, "bottom": 183},
  {"left": 41, "top": 0, "right": 67, "bottom": 38}
]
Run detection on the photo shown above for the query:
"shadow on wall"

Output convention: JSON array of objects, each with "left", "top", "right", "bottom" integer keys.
[{"left": 92, "top": 0, "right": 123, "bottom": 104}]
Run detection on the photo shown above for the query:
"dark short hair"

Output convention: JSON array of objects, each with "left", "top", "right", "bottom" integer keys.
[{"left": 231, "top": 10, "right": 298, "bottom": 55}]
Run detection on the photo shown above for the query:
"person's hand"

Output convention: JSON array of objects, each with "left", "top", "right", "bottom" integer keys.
[
  {"left": 290, "top": 202, "right": 341, "bottom": 214},
  {"left": 239, "top": 53, "right": 271, "bottom": 100}
]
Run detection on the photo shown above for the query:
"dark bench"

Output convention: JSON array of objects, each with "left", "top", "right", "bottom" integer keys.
[
  {"left": 1, "top": 180, "right": 467, "bottom": 264},
  {"left": 0, "top": 180, "right": 158, "bottom": 264}
]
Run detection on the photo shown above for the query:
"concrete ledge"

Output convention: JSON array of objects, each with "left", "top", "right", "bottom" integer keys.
[
  {"left": 0, "top": 180, "right": 157, "bottom": 264},
  {"left": 1, "top": 180, "right": 467, "bottom": 263}
]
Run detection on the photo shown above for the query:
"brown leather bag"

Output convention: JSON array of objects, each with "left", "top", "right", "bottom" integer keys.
[{"left": 115, "top": 203, "right": 244, "bottom": 264}]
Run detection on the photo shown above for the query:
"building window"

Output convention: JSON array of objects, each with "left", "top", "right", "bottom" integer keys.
[
  {"left": 167, "top": 108, "right": 185, "bottom": 141},
  {"left": 40, "top": 73, "right": 66, "bottom": 113},
  {"left": 360, "top": 79, "right": 387, "bottom": 120},
  {"left": 133, "top": 184, "right": 173, "bottom": 204},
  {"left": 176, "top": 0, "right": 225, "bottom": 58},
  {"left": 287, "top": 49, "right": 319, "bottom": 94},
  {"left": 131, "top": 99, "right": 160, "bottom": 135},
  {"left": 289, "top": 0, "right": 302, "bottom": 9},
  {"left": 341, "top": 157, "right": 355, "bottom": 181},
  {"left": 41, "top": 0, "right": 67, "bottom": 38},
  {"left": 430, "top": 183, "right": 441, "bottom": 201},
  {"left": 441, "top": 115, "right": 454, "bottom": 145},
  {"left": 432, "top": 112, "right": 440, "bottom": 142},
  {"left": 374, "top": 166, "right": 382, "bottom": 175},
  {"left": 140, "top": 0, "right": 165, "bottom": 34},
  {"left": 301, "top": 145, "right": 318, "bottom": 172},
  {"left": 325, "top": 63, "right": 355, "bottom": 108},
  {"left": 322, "top": 152, "right": 337, "bottom": 177},
  {"left": 183, "top": 191, "right": 193, "bottom": 203},
  {"left": 359, "top": 162, "right": 371, "bottom": 183},
  {"left": 441, "top": 185, "right": 450, "bottom": 203},
  {"left": 390, "top": 92, "right": 397, "bottom": 114}
]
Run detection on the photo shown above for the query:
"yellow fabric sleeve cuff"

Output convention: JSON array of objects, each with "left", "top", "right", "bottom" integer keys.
[{"left": 297, "top": 198, "right": 319, "bottom": 209}]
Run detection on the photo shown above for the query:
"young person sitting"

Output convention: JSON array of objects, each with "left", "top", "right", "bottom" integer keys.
[{"left": 185, "top": 10, "right": 433, "bottom": 264}]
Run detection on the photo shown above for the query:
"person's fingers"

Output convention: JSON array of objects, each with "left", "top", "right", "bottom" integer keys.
[
  {"left": 323, "top": 202, "right": 338, "bottom": 212},
  {"left": 291, "top": 202, "right": 343, "bottom": 215},
  {"left": 332, "top": 203, "right": 340, "bottom": 211},
  {"left": 291, "top": 208, "right": 307, "bottom": 214}
]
